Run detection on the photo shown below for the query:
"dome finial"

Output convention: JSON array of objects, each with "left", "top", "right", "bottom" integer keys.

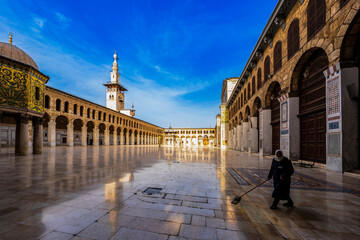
[{"left": 8, "top": 32, "right": 13, "bottom": 44}]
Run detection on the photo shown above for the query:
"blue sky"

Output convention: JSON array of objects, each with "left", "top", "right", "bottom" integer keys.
[{"left": 0, "top": 0, "right": 277, "bottom": 128}]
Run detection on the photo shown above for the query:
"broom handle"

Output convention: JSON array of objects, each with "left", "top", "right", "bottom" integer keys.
[{"left": 239, "top": 179, "right": 269, "bottom": 197}]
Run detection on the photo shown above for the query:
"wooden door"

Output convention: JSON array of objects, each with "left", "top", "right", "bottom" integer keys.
[
  {"left": 271, "top": 96, "right": 280, "bottom": 154},
  {"left": 299, "top": 50, "right": 328, "bottom": 163}
]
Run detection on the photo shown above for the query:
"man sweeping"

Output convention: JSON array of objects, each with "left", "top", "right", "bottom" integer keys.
[{"left": 267, "top": 150, "right": 294, "bottom": 209}]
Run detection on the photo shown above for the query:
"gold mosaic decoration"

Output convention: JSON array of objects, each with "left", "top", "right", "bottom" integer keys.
[
  {"left": 0, "top": 64, "right": 45, "bottom": 113},
  {"left": 0, "top": 65, "right": 28, "bottom": 108}
]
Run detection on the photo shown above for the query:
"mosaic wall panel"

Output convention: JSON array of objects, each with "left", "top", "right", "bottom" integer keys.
[
  {"left": 0, "top": 65, "right": 28, "bottom": 108},
  {"left": 0, "top": 65, "right": 45, "bottom": 114}
]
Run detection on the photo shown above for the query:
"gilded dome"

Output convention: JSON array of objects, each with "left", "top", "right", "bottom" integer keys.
[{"left": 0, "top": 42, "right": 39, "bottom": 71}]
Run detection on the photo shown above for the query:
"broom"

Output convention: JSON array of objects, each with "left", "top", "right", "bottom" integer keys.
[{"left": 231, "top": 179, "right": 270, "bottom": 205}]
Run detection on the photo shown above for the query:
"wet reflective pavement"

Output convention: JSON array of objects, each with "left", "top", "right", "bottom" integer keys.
[{"left": 0, "top": 146, "right": 359, "bottom": 240}]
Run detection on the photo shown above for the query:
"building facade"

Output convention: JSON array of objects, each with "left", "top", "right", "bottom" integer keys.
[
  {"left": 225, "top": 0, "right": 359, "bottom": 173},
  {"left": 0, "top": 39, "right": 163, "bottom": 154},
  {"left": 163, "top": 127, "right": 215, "bottom": 147},
  {"left": 219, "top": 77, "right": 238, "bottom": 148}
]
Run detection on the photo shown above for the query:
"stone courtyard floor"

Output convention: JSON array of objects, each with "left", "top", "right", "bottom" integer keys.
[{"left": 0, "top": 146, "right": 359, "bottom": 240}]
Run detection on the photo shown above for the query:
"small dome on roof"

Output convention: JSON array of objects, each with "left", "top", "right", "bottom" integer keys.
[{"left": 0, "top": 42, "right": 39, "bottom": 70}]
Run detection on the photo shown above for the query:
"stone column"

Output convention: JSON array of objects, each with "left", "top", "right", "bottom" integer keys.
[
  {"left": 337, "top": 65, "right": 359, "bottom": 172},
  {"left": 228, "top": 130, "right": 232, "bottom": 148},
  {"left": 249, "top": 116, "right": 258, "bottom": 153},
  {"left": 259, "top": 109, "right": 272, "bottom": 156},
  {"left": 93, "top": 126, "right": 99, "bottom": 146},
  {"left": 236, "top": 125, "right": 241, "bottom": 151},
  {"left": 126, "top": 132, "right": 129, "bottom": 145},
  {"left": 220, "top": 104, "right": 229, "bottom": 148},
  {"left": 113, "top": 132, "right": 117, "bottom": 145},
  {"left": 279, "top": 96, "right": 300, "bottom": 160},
  {"left": 81, "top": 126, "right": 87, "bottom": 146},
  {"left": 242, "top": 121, "right": 249, "bottom": 151},
  {"left": 48, "top": 120, "right": 56, "bottom": 147},
  {"left": 131, "top": 132, "right": 135, "bottom": 145},
  {"left": 67, "top": 122, "right": 74, "bottom": 146},
  {"left": 33, "top": 118, "right": 43, "bottom": 154},
  {"left": 234, "top": 127, "right": 238, "bottom": 149},
  {"left": 238, "top": 123, "right": 243, "bottom": 151},
  {"left": 28, "top": 120, "right": 33, "bottom": 148},
  {"left": 17, "top": 116, "right": 30, "bottom": 156},
  {"left": 120, "top": 131, "right": 124, "bottom": 145},
  {"left": 137, "top": 134, "right": 140, "bottom": 145},
  {"left": 104, "top": 128, "right": 110, "bottom": 146}
]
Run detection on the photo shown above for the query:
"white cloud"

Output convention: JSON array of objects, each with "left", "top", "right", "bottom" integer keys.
[
  {"left": 55, "top": 12, "right": 71, "bottom": 23},
  {"left": 33, "top": 16, "right": 46, "bottom": 28}
]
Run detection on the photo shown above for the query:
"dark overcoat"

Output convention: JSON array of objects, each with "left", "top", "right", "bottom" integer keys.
[{"left": 267, "top": 157, "right": 294, "bottom": 200}]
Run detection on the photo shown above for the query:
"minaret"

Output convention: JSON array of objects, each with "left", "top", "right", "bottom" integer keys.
[{"left": 104, "top": 51, "right": 127, "bottom": 112}]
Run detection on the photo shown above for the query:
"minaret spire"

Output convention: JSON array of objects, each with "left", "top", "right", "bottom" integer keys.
[
  {"left": 104, "top": 50, "right": 127, "bottom": 112},
  {"left": 111, "top": 50, "right": 120, "bottom": 84}
]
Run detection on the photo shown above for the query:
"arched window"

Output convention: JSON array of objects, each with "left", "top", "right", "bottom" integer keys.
[
  {"left": 257, "top": 68, "right": 262, "bottom": 90},
  {"left": 264, "top": 56, "right": 270, "bottom": 82},
  {"left": 74, "top": 104, "right": 78, "bottom": 115},
  {"left": 98, "top": 111, "right": 102, "bottom": 120},
  {"left": 103, "top": 113, "right": 106, "bottom": 121},
  {"left": 288, "top": 19, "right": 300, "bottom": 60},
  {"left": 45, "top": 95, "right": 50, "bottom": 109},
  {"left": 252, "top": 77, "right": 256, "bottom": 96},
  {"left": 87, "top": 108, "right": 90, "bottom": 118},
  {"left": 92, "top": 110, "right": 95, "bottom": 119},
  {"left": 244, "top": 88, "right": 247, "bottom": 102},
  {"left": 247, "top": 83, "right": 251, "bottom": 99},
  {"left": 274, "top": 41, "right": 282, "bottom": 73},
  {"left": 241, "top": 93, "right": 243, "bottom": 107},
  {"left": 109, "top": 114, "right": 111, "bottom": 123},
  {"left": 80, "top": 106, "right": 84, "bottom": 116},
  {"left": 113, "top": 116, "right": 115, "bottom": 123},
  {"left": 56, "top": 99, "right": 61, "bottom": 111},
  {"left": 117, "top": 117, "right": 119, "bottom": 124},
  {"left": 64, "top": 102, "right": 69, "bottom": 113},
  {"left": 307, "top": 0, "right": 326, "bottom": 41}
]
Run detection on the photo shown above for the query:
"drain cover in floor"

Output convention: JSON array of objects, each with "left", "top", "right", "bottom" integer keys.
[{"left": 143, "top": 187, "right": 162, "bottom": 195}]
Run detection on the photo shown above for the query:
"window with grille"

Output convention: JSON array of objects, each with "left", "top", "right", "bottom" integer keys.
[
  {"left": 274, "top": 41, "right": 282, "bottom": 73},
  {"left": 257, "top": 68, "right": 262, "bottom": 90},
  {"left": 64, "top": 102, "right": 69, "bottom": 113},
  {"left": 288, "top": 19, "right": 300, "bottom": 60},
  {"left": 252, "top": 77, "right": 256, "bottom": 95},
  {"left": 264, "top": 56, "right": 270, "bottom": 82},
  {"left": 307, "top": 0, "right": 326, "bottom": 41}
]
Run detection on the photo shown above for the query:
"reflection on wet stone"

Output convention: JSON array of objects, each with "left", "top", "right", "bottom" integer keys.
[{"left": 0, "top": 146, "right": 359, "bottom": 239}]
